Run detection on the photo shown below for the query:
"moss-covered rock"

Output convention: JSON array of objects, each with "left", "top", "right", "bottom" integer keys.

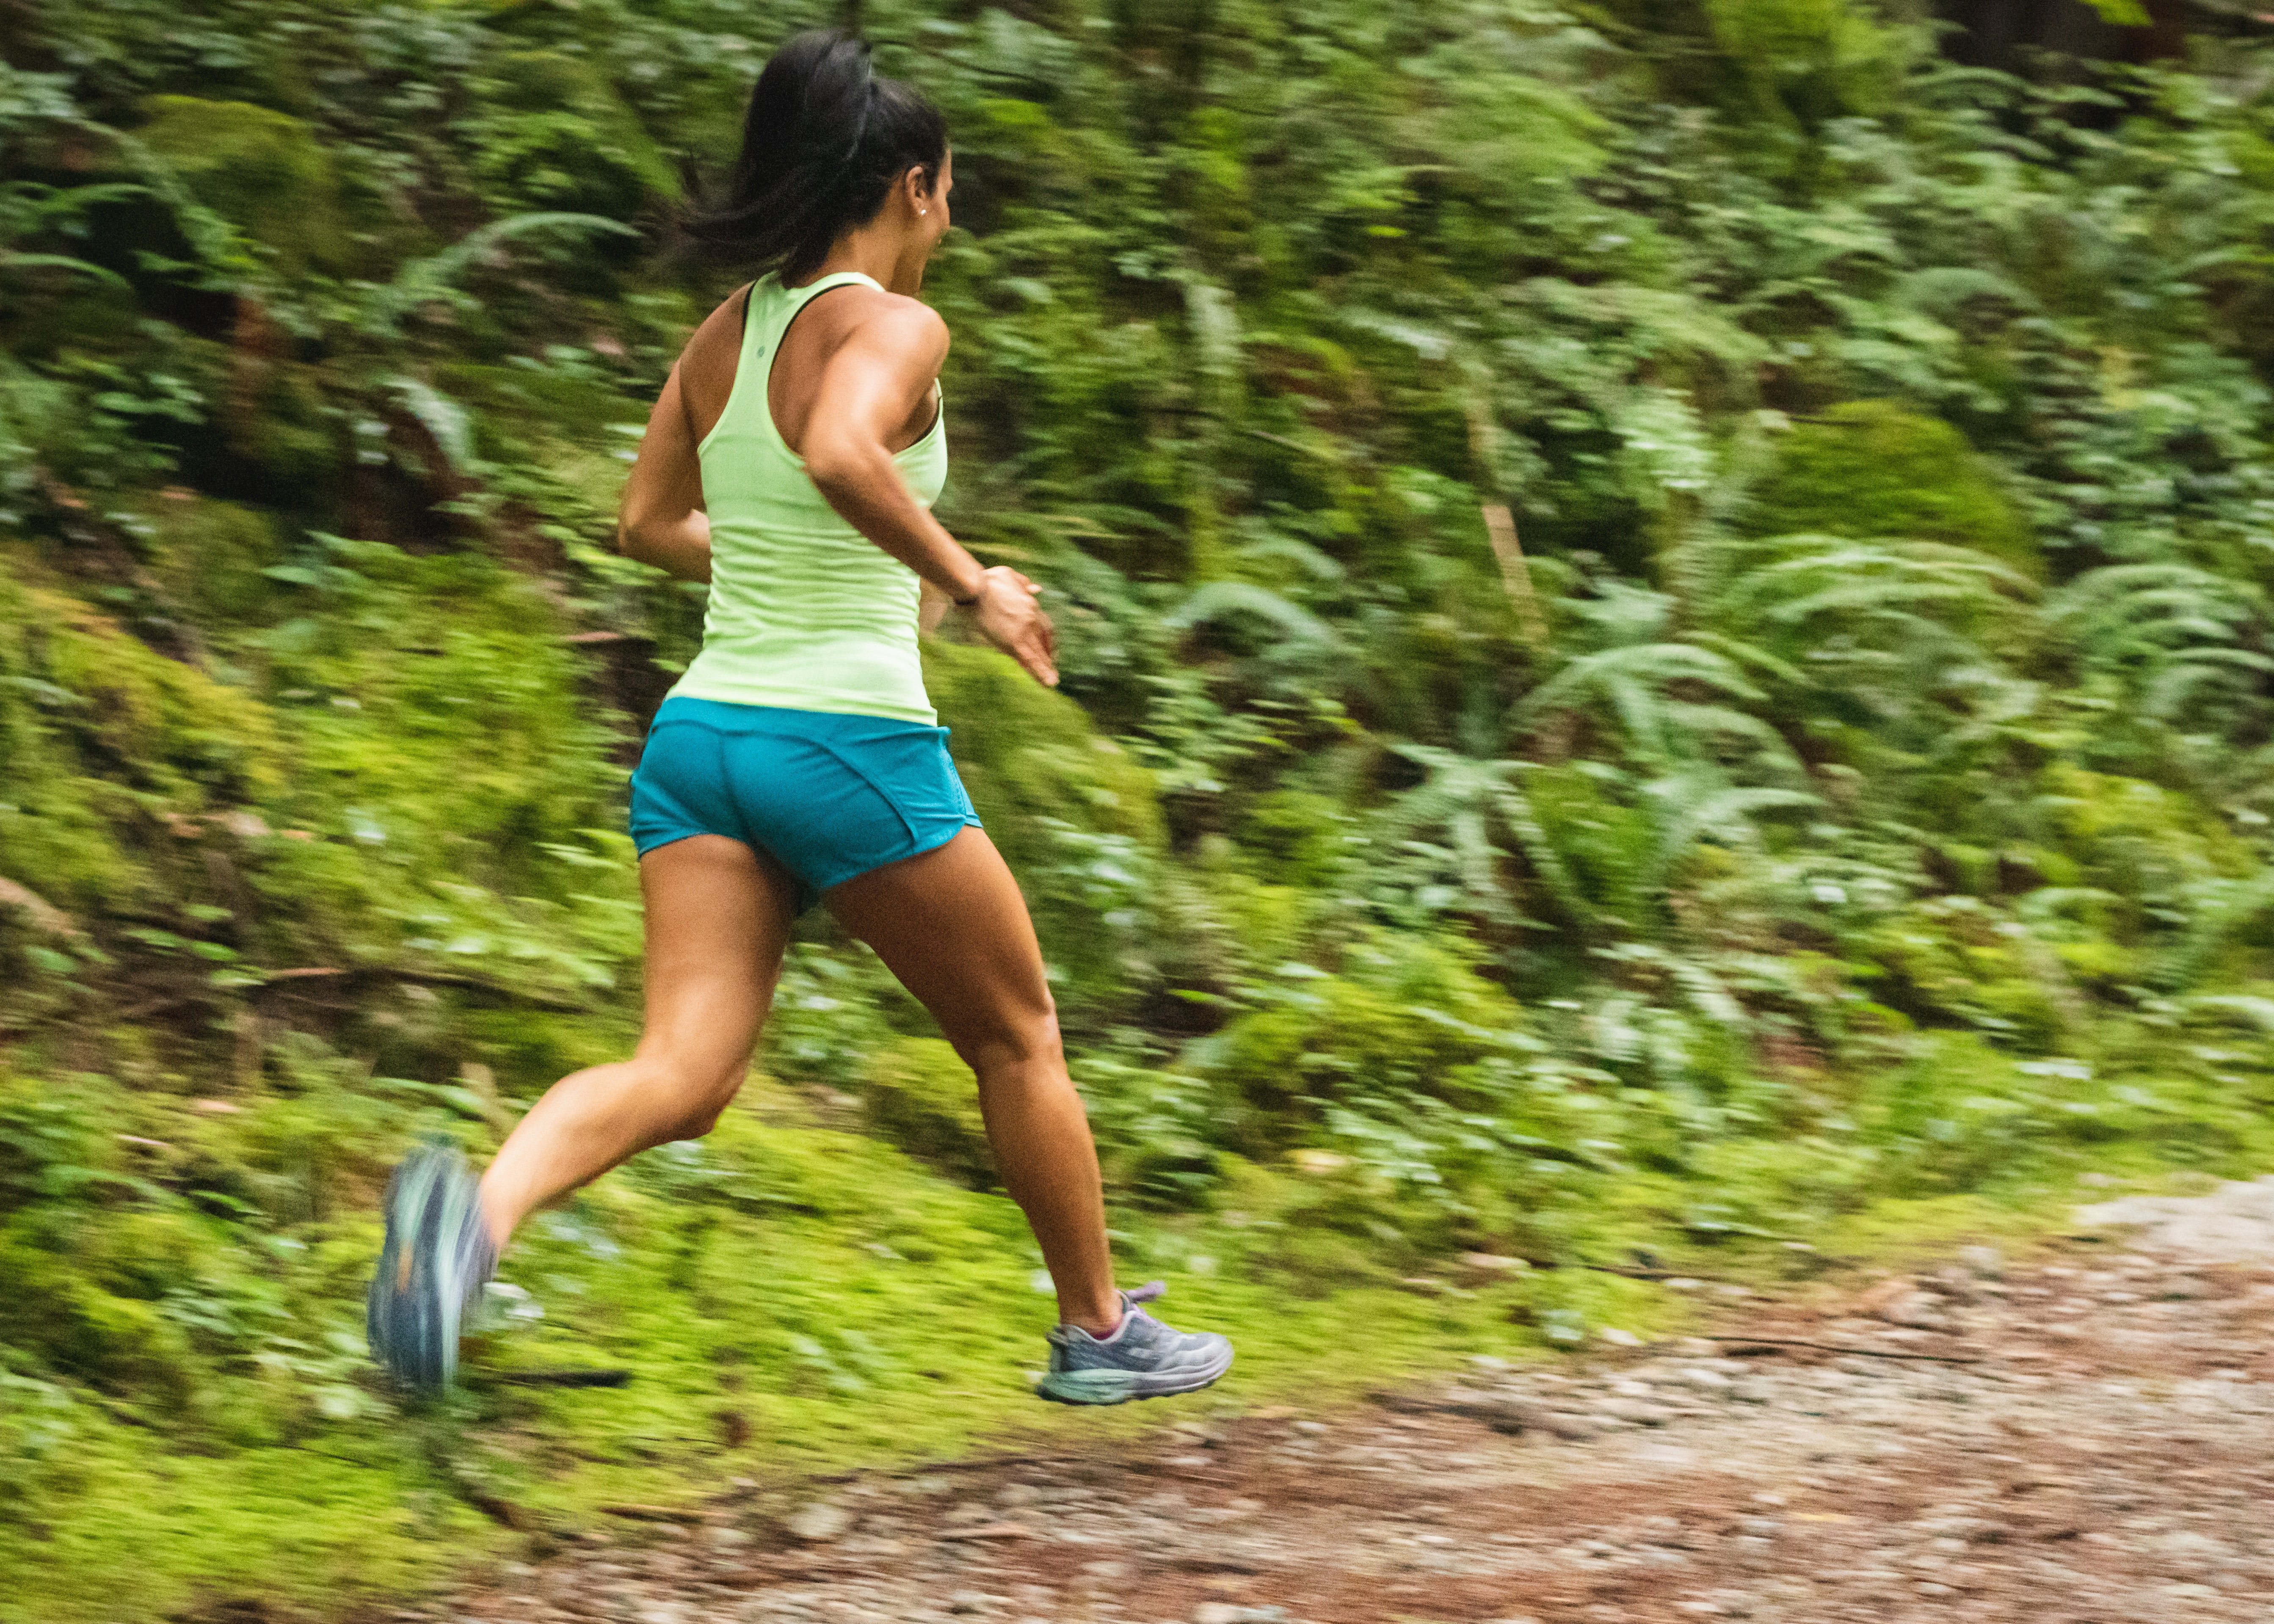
[
  {"left": 861, "top": 1036, "right": 993, "bottom": 1188},
  {"left": 137, "top": 97, "right": 350, "bottom": 280},
  {"left": 133, "top": 495, "right": 281, "bottom": 626},
  {"left": 1749, "top": 401, "right": 2039, "bottom": 574},
  {"left": 0, "top": 556, "right": 281, "bottom": 939},
  {"left": 29, "top": 579, "right": 280, "bottom": 805},
  {"left": 0, "top": 1220, "right": 200, "bottom": 1405}
]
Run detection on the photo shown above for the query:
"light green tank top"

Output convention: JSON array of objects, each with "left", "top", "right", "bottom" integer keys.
[{"left": 670, "top": 270, "right": 947, "bottom": 724}]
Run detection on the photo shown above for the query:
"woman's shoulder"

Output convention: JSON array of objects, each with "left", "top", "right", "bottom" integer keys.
[
  {"left": 834, "top": 281, "right": 949, "bottom": 349},
  {"left": 796, "top": 285, "right": 948, "bottom": 384}
]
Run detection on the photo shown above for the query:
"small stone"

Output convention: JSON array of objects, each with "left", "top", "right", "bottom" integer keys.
[
  {"left": 1598, "top": 1327, "right": 1644, "bottom": 1348},
  {"left": 1877, "top": 1290, "right": 1951, "bottom": 1331},
  {"left": 1851, "top": 1277, "right": 1914, "bottom": 1315},
  {"left": 1596, "top": 1397, "right": 1673, "bottom": 1426},
  {"left": 784, "top": 1502, "right": 852, "bottom": 1543},
  {"left": 1540, "top": 1410, "right": 1601, "bottom": 1440},
  {"left": 1461, "top": 1251, "right": 1531, "bottom": 1274}
]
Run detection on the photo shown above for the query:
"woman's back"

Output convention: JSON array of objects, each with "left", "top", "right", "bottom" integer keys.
[{"left": 671, "top": 272, "right": 948, "bottom": 725}]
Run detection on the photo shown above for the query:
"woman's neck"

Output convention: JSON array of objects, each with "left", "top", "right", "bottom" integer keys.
[{"left": 795, "top": 221, "right": 925, "bottom": 296}]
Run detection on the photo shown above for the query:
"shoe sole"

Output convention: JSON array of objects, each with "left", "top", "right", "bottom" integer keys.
[
  {"left": 1035, "top": 1344, "right": 1234, "bottom": 1406},
  {"left": 367, "top": 1148, "right": 475, "bottom": 1391}
]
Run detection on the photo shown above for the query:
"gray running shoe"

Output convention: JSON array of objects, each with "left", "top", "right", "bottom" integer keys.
[
  {"left": 1036, "top": 1282, "right": 1233, "bottom": 1406},
  {"left": 366, "top": 1143, "right": 495, "bottom": 1391}
]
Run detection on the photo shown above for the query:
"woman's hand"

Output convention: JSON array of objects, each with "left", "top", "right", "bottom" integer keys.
[{"left": 965, "top": 565, "right": 1057, "bottom": 687}]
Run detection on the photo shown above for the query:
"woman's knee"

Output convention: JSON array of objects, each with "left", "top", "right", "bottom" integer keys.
[
  {"left": 632, "top": 1050, "right": 747, "bottom": 1140},
  {"left": 951, "top": 1005, "right": 1063, "bottom": 1079}
]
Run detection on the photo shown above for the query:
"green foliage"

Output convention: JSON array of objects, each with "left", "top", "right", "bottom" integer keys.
[
  {"left": 1701, "top": 0, "right": 1910, "bottom": 131},
  {"left": 8, "top": 0, "right": 2274, "bottom": 1613},
  {"left": 924, "top": 639, "right": 1165, "bottom": 1014},
  {"left": 464, "top": 48, "right": 681, "bottom": 218}
]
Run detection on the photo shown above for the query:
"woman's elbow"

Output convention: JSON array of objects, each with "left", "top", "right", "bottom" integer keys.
[{"left": 802, "top": 439, "right": 875, "bottom": 502}]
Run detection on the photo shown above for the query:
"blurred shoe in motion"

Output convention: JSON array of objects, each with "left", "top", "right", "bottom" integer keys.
[
  {"left": 366, "top": 1143, "right": 495, "bottom": 1390},
  {"left": 1037, "top": 1282, "right": 1233, "bottom": 1405}
]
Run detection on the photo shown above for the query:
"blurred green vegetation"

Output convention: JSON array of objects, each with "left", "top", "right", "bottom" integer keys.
[{"left": 9, "top": 0, "right": 2274, "bottom": 1615}]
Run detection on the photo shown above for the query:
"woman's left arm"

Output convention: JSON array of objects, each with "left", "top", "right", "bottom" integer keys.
[{"left": 617, "top": 360, "right": 714, "bottom": 582}]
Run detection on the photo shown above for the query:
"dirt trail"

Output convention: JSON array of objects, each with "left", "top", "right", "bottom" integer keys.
[{"left": 430, "top": 1184, "right": 2274, "bottom": 1624}]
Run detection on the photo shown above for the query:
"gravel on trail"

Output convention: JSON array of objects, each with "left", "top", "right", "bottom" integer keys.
[{"left": 422, "top": 1184, "right": 2274, "bottom": 1624}]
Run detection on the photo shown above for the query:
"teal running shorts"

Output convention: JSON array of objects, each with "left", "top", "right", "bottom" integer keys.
[{"left": 627, "top": 696, "right": 981, "bottom": 912}]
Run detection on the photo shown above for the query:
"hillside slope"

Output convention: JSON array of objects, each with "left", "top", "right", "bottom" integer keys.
[{"left": 9, "top": 0, "right": 2274, "bottom": 1615}]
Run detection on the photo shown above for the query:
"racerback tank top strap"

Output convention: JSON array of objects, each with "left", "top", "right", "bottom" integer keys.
[
  {"left": 671, "top": 271, "right": 949, "bottom": 726},
  {"left": 699, "top": 270, "right": 881, "bottom": 460}
]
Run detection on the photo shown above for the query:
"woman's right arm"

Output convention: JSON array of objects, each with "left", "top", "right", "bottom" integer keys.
[
  {"left": 801, "top": 301, "right": 1058, "bottom": 688},
  {"left": 616, "top": 361, "right": 714, "bottom": 582}
]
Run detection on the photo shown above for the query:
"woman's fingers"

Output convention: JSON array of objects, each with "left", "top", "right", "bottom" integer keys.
[
  {"left": 1014, "top": 642, "right": 1056, "bottom": 686},
  {"left": 1019, "top": 615, "right": 1058, "bottom": 687}
]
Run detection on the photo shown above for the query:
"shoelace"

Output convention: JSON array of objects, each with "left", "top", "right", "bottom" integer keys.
[{"left": 1124, "top": 1281, "right": 1167, "bottom": 1306}]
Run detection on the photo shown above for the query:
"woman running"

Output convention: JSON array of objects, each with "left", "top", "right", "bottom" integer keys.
[{"left": 367, "top": 30, "right": 1231, "bottom": 1407}]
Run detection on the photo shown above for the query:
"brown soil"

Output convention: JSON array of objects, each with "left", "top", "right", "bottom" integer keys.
[{"left": 431, "top": 1219, "right": 2274, "bottom": 1624}]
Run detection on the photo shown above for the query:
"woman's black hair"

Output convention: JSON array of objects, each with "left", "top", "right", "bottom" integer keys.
[{"left": 682, "top": 31, "right": 947, "bottom": 284}]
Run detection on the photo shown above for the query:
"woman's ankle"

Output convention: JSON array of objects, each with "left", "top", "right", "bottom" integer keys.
[
  {"left": 475, "top": 1178, "right": 519, "bottom": 1253},
  {"left": 1058, "top": 1292, "right": 1123, "bottom": 1339}
]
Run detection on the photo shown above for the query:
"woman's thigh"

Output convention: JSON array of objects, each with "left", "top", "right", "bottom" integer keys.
[
  {"left": 823, "top": 826, "right": 1055, "bottom": 1062},
  {"left": 636, "top": 833, "right": 801, "bottom": 1086}
]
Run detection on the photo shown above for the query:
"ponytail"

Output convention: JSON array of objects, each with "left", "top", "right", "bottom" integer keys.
[{"left": 681, "top": 31, "right": 947, "bottom": 283}]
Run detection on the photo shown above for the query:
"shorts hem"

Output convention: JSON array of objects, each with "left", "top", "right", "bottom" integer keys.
[
  {"left": 816, "top": 815, "right": 982, "bottom": 898},
  {"left": 630, "top": 828, "right": 711, "bottom": 859}
]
